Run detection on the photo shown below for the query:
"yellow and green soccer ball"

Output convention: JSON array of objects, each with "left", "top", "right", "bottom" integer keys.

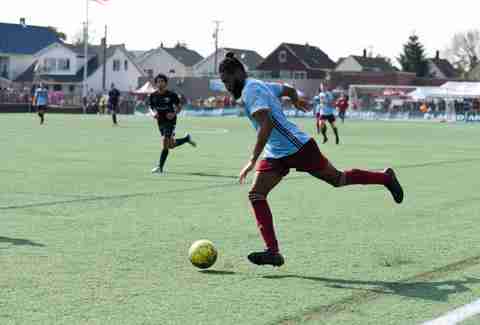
[{"left": 188, "top": 240, "right": 217, "bottom": 269}]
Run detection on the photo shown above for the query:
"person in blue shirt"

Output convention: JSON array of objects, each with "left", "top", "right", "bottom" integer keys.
[
  {"left": 313, "top": 83, "right": 340, "bottom": 144},
  {"left": 34, "top": 83, "right": 49, "bottom": 125},
  {"left": 219, "top": 52, "right": 404, "bottom": 267}
]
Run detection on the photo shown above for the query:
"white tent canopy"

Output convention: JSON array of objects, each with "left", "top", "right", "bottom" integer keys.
[
  {"left": 440, "top": 82, "right": 480, "bottom": 98},
  {"left": 133, "top": 81, "right": 156, "bottom": 94},
  {"left": 408, "top": 82, "right": 480, "bottom": 100}
]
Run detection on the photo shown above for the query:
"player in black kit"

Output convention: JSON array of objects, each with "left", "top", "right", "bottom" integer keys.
[{"left": 149, "top": 73, "right": 196, "bottom": 173}]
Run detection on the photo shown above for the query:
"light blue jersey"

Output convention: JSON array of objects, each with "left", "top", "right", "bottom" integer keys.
[
  {"left": 241, "top": 78, "right": 311, "bottom": 159},
  {"left": 35, "top": 87, "right": 48, "bottom": 106},
  {"left": 314, "top": 91, "right": 335, "bottom": 115}
]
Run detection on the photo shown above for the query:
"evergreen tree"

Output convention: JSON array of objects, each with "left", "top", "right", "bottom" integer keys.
[{"left": 397, "top": 34, "right": 428, "bottom": 77}]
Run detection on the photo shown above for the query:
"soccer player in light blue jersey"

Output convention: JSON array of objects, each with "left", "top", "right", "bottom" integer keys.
[
  {"left": 34, "top": 83, "right": 49, "bottom": 125},
  {"left": 219, "top": 52, "right": 404, "bottom": 267},
  {"left": 314, "top": 83, "right": 340, "bottom": 144}
]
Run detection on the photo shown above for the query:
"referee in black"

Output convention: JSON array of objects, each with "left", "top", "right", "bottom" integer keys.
[{"left": 108, "top": 83, "right": 120, "bottom": 125}]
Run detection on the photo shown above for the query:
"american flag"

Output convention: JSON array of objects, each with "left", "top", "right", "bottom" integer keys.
[{"left": 91, "top": 0, "right": 110, "bottom": 4}]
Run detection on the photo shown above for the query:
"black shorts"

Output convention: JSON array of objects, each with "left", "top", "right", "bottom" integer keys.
[
  {"left": 157, "top": 121, "right": 176, "bottom": 137},
  {"left": 320, "top": 114, "right": 336, "bottom": 123},
  {"left": 37, "top": 105, "right": 48, "bottom": 112}
]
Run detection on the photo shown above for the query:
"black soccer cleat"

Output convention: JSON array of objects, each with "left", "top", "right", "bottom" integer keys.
[
  {"left": 384, "top": 168, "right": 404, "bottom": 204},
  {"left": 247, "top": 250, "right": 285, "bottom": 267}
]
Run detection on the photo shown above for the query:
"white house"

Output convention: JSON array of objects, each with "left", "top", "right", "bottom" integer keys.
[
  {"left": 16, "top": 42, "right": 144, "bottom": 93},
  {"left": 134, "top": 43, "right": 203, "bottom": 79},
  {"left": 335, "top": 50, "right": 396, "bottom": 73},
  {"left": 193, "top": 48, "right": 264, "bottom": 77},
  {"left": 0, "top": 19, "right": 60, "bottom": 81}
]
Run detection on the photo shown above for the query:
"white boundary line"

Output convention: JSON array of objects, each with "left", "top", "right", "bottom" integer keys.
[{"left": 422, "top": 298, "right": 480, "bottom": 325}]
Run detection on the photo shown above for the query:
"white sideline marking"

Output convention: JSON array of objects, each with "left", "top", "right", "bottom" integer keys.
[{"left": 422, "top": 298, "right": 480, "bottom": 325}]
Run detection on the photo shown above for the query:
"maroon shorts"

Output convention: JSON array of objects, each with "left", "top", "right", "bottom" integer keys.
[{"left": 256, "top": 139, "right": 329, "bottom": 177}]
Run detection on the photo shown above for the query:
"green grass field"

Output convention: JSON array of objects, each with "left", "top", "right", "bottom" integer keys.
[{"left": 1, "top": 113, "right": 480, "bottom": 325}]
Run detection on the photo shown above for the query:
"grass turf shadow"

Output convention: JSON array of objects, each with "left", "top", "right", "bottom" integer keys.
[
  {"left": 0, "top": 236, "right": 45, "bottom": 248},
  {"left": 263, "top": 274, "right": 480, "bottom": 302}
]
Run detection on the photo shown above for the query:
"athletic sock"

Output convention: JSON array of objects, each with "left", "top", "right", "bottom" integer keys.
[
  {"left": 174, "top": 135, "right": 189, "bottom": 147},
  {"left": 344, "top": 169, "right": 391, "bottom": 185},
  {"left": 333, "top": 127, "right": 339, "bottom": 143},
  {"left": 249, "top": 195, "right": 279, "bottom": 253},
  {"left": 159, "top": 149, "right": 169, "bottom": 171}
]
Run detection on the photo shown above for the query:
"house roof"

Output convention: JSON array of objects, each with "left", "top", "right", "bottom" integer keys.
[
  {"left": 222, "top": 48, "right": 264, "bottom": 70},
  {"left": 15, "top": 44, "right": 135, "bottom": 83},
  {"left": 352, "top": 56, "right": 396, "bottom": 72},
  {"left": 283, "top": 43, "right": 335, "bottom": 70},
  {"left": 428, "top": 58, "right": 458, "bottom": 78},
  {"left": 0, "top": 22, "right": 60, "bottom": 55},
  {"left": 163, "top": 45, "right": 204, "bottom": 67}
]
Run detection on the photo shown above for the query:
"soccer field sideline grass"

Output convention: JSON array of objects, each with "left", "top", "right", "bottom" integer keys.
[{"left": 1, "top": 114, "right": 480, "bottom": 325}]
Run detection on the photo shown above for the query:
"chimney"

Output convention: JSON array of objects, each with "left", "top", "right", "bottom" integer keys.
[
  {"left": 20, "top": 17, "right": 26, "bottom": 27},
  {"left": 363, "top": 49, "right": 367, "bottom": 58},
  {"left": 435, "top": 50, "right": 440, "bottom": 60}
]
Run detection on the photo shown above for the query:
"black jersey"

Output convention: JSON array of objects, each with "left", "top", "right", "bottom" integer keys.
[
  {"left": 149, "top": 90, "right": 180, "bottom": 124},
  {"left": 108, "top": 88, "right": 120, "bottom": 106}
]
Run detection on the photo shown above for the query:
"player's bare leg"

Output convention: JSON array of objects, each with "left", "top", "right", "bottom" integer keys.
[
  {"left": 247, "top": 171, "right": 285, "bottom": 266},
  {"left": 316, "top": 116, "right": 321, "bottom": 135},
  {"left": 309, "top": 162, "right": 404, "bottom": 204}
]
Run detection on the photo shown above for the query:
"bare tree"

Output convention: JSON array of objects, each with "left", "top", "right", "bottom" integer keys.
[
  {"left": 47, "top": 26, "right": 67, "bottom": 41},
  {"left": 444, "top": 29, "right": 480, "bottom": 75},
  {"left": 71, "top": 21, "right": 99, "bottom": 46}
]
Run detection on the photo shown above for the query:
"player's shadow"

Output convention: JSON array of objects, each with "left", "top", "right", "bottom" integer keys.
[
  {"left": 0, "top": 236, "right": 45, "bottom": 248},
  {"left": 263, "top": 274, "right": 480, "bottom": 302},
  {"left": 199, "top": 270, "right": 236, "bottom": 275},
  {"left": 167, "top": 172, "right": 237, "bottom": 179}
]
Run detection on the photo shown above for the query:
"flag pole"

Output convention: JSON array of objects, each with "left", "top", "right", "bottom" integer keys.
[{"left": 83, "top": 0, "right": 89, "bottom": 113}]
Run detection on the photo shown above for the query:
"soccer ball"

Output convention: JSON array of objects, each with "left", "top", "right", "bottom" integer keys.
[{"left": 188, "top": 239, "right": 218, "bottom": 269}]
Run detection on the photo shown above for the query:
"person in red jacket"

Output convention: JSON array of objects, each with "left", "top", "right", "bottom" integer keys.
[{"left": 336, "top": 93, "right": 349, "bottom": 123}]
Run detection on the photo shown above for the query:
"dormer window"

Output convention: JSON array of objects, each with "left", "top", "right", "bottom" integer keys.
[
  {"left": 58, "top": 58, "right": 70, "bottom": 71},
  {"left": 278, "top": 50, "right": 287, "bottom": 63}
]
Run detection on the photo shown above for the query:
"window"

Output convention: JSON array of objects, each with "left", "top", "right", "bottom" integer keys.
[
  {"left": 124, "top": 60, "right": 128, "bottom": 71},
  {"left": 113, "top": 60, "right": 121, "bottom": 71},
  {"left": 278, "top": 50, "right": 287, "bottom": 63},
  {"left": 279, "top": 70, "right": 292, "bottom": 79},
  {"left": 0, "top": 57, "right": 9, "bottom": 79},
  {"left": 145, "top": 69, "right": 154, "bottom": 78},
  {"left": 53, "top": 84, "right": 62, "bottom": 91},
  {"left": 294, "top": 71, "right": 307, "bottom": 80},
  {"left": 57, "top": 58, "right": 70, "bottom": 71},
  {"left": 44, "top": 58, "right": 56, "bottom": 72}
]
